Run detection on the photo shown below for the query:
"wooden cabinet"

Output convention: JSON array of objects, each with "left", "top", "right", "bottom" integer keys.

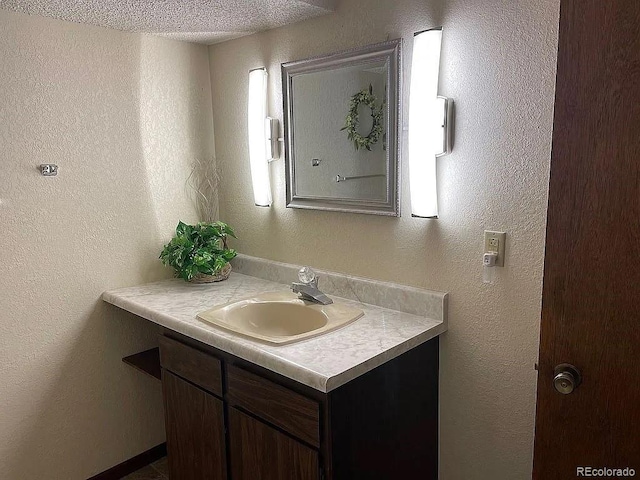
[
  {"left": 159, "top": 335, "right": 222, "bottom": 396},
  {"left": 159, "top": 332, "right": 439, "bottom": 480},
  {"left": 229, "top": 408, "right": 319, "bottom": 480},
  {"left": 162, "top": 371, "right": 226, "bottom": 480},
  {"left": 227, "top": 364, "right": 320, "bottom": 447}
]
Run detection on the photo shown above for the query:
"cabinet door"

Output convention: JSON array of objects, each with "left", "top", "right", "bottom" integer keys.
[
  {"left": 229, "top": 407, "right": 319, "bottom": 480},
  {"left": 163, "top": 370, "right": 226, "bottom": 480}
]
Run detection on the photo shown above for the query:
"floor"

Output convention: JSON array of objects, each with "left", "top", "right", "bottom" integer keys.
[{"left": 121, "top": 457, "right": 168, "bottom": 480}]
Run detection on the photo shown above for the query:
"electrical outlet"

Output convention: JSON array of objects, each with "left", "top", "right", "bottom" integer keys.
[{"left": 484, "top": 231, "right": 506, "bottom": 267}]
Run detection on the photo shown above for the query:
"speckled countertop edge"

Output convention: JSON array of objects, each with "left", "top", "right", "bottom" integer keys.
[{"left": 103, "top": 270, "right": 447, "bottom": 392}]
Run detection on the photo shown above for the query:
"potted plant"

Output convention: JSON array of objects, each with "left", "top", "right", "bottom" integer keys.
[{"left": 160, "top": 221, "right": 237, "bottom": 283}]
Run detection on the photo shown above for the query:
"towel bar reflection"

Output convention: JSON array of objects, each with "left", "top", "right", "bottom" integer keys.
[{"left": 335, "top": 174, "right": 385, "bottom": 182}]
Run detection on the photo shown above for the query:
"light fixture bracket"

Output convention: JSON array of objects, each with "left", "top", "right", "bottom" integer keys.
[
  {"left": 265, "top": 117, "right": 280, "bottom": 161},
  {"left": 436, "top": 96, "right": 454, "bottom": 157}
]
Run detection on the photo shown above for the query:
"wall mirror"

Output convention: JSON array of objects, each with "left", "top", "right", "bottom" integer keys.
[{"left": 282, "top": 39, "right": 401, "bottom": 216}]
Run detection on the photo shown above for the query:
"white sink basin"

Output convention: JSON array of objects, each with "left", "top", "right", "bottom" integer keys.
[{"left": 196, "top": 291, "right": 363, "bottom": 344}]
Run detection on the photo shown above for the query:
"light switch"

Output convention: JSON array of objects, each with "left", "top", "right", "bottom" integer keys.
[{"left": 484, "top": 231, "right": 506, "bottom": 267}]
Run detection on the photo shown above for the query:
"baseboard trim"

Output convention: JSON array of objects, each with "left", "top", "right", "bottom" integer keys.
[{"left": 87, "top": 443, "right": 167, "bottom": 480}]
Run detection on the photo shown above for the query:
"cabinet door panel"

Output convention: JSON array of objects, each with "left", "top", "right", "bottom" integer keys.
[
  {"left": 163, "top": 370, "right": 226, "bottom": 480},
  {"left": 227, "top": 365, "right": 320, "bottom": 447},
  {"left": 229, "top": 407, "right": 319, "bottom": 480},
  {"left": 159, "top": 335, "right": 223, "bottom": 396}
]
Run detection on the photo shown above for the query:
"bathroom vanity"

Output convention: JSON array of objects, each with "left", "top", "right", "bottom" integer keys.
[
  {"left": 158, "top": 330, "right": 437, "bottom": 480},
  {"left": 104, "top": 255, "right": 447, "bottom": 480}
]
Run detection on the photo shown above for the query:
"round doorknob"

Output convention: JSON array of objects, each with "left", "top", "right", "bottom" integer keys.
[{"left": 553, "top": 364, "right": 582, "bottom": 394}]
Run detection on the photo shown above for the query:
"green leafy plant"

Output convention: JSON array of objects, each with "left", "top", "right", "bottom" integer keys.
[
  {"left": 159, "top": 221, "right": 237, "bottom": 281},
  {"left": 340, "top": 84, "right": 385, "bottom": 151}
]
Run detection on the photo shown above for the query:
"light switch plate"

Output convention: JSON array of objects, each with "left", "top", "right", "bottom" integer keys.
[{"left": 484, "top": 230, "right": 506, "bottom": 267}]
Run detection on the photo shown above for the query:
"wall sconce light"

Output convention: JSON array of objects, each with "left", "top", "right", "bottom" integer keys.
[
  {"left": 408, "top": 27, "right": 454, "bottom": 218},
  {"left": 248, "top": 67, "right": 274, "bottom": 207}
]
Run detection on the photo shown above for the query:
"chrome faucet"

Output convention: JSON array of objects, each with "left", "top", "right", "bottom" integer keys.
[{"left": 291, "top": 267, "right": 333, "bottom": 305}]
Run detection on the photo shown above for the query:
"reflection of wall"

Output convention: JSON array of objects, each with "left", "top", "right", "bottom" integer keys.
[
  {"left": 209, "top": 0, "right": 560, "bottom": 477},
  {"left": 0, "top": 10, "right": 214, "bottom": 478},
  {"left": 293, "top": 66, "right": 387, "bottom": 200}
]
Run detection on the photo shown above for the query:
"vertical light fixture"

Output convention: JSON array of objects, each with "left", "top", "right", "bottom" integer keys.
[
  {"left": 248, "top": 67, "right": 272, "bottom": 207},
  {"left": 408, "top": 28, "right": 453, "bottom": 218}
]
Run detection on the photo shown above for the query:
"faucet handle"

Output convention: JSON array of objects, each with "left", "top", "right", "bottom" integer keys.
[{"left": 298, "top": 266, "right": 318, "bottom": 286}]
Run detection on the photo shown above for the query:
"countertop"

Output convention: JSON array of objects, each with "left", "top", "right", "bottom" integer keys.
[{"left": 103, "top": 268, "right": 447, "bottom": 392}]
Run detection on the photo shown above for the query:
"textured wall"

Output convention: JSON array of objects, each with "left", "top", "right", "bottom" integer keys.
[
  {"left": 208, "top": 0, "right": 559, "bottom": 477},
  {"left": 0, "top": 10, "right": 214, "bottom": 479}
]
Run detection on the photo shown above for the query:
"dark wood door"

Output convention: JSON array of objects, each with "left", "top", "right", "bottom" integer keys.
[
  {"left": 229, "top": 407, "right": 319, "bottom": 480},
  {"left": 533, "top": 1, "right": 640, "bottom": 478},
  {"left": 162, "top": 370, "right": 227, "bottom": 480}
]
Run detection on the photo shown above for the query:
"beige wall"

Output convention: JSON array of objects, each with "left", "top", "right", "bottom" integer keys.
[
  {"left": 209, "top": 0, "right": 559, "bottom": 477},
  {"left": 0, "top": 11, "right": 214, "bottom": 479}
]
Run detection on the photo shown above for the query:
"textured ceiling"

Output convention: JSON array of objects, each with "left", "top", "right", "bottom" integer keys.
[{"left": 0, "top": 0, "right": 337, "bottom": 44}]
